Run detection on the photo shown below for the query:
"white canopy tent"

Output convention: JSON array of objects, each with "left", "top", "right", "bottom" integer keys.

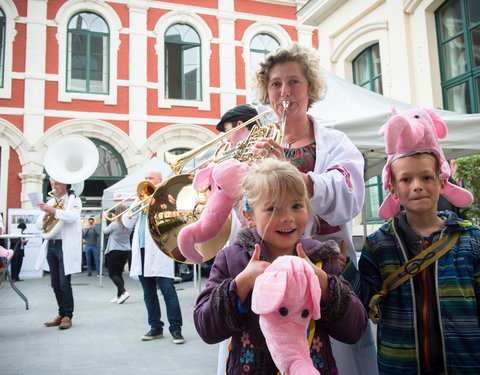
[{"left": 309, "top": 72, "right": 480, "bottom": 179}]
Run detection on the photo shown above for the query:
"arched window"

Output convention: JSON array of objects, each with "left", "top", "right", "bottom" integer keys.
[
  {"left": 0, "top": 8, "right": 5, "bottom": 88},
  {"left": 249, "top": 33, "right": 279, "bottom": 72},
  {"left": 67, "top": 12, "right": 109, "bottom": 94},
  {"left": 165, "top": 24, "right": 201, "bottom": 100},
  {"left": 436, "top": 0, "right": 480, "bottom": 113},
  {"left": 353, "top": 43, "right": 383, "bottom": 94}
]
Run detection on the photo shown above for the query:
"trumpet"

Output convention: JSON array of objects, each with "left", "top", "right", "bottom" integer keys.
[
  {"left": 103, "top": 180, "right": 160, "bottom": 221},
  {"left": 166, "top": 109, "right": 273, "bottom": 175}
]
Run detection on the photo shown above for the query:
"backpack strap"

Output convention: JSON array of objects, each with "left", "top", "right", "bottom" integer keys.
[{"left": 368, "top": 232, "right": 460, "bottom": 324}]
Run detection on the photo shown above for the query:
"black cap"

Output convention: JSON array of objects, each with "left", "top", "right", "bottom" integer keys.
[{"left": 216, "top": 104, "right": 259, "bottom": 132}]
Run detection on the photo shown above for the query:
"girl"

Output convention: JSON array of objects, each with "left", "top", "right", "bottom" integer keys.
[
  {"left": 103, "top": 204, "right": 133, "bottom": 304},
  {"left": 194, "top": 159, "right": 367, "bottom": 374}
]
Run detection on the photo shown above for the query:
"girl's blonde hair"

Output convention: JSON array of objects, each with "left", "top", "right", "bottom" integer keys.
[
  {"left": 242, "top": 158, "right": 313, "bottom": 220},
  {"left": 253, "top": 43, "right": 327, "bottom": 109},
  {"left": 114, "top": 204, "right": 128, "bottom": 231}
]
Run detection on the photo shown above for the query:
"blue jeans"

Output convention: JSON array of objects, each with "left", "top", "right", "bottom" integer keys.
[
  {"left": 84, "top": 245, "right": 100, "bottom": 274},
  {"left": 139, "top": 248, "right": 182, "bottom": 334},
  {"left": 46, "top": 241, "right": 74, "bottom": 319}
]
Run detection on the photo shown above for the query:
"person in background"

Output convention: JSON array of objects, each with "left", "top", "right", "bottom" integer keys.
[
  {"left": 215, "top": 103, "right": 259, "bottom": 375},
  {"left": 103, "top": 204, "right": 133, "bottom": 304},
  {"left": 252, "top": 42, "right": 377, "bottom": 375},
  {"left": 83, "top": 217, "right": 100, "bottom": 276},
  {"left": 122, "top": 169, "right": 185, "bottom": 344},
  {"left": 11, "top": 222, "right": 28, "bottom": 282},
  {"left": 35, "top": 179, "right": 82, "bottom": 330}
]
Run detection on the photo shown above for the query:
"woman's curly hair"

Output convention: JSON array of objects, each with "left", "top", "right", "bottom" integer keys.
[{"left": 254, "top": 43, "right": 327, "bottom": 109}]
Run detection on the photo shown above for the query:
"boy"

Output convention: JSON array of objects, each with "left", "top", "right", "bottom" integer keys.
[{"left": 345, "top": 108, "right": 480, "bottom": 375}]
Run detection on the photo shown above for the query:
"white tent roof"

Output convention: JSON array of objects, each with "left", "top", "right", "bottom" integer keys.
[
  {"left": 101, "top": 157, "right": 173, "bottom": 209},
  {"left": 309, "top": 72, "right": 480, "bottom": 179}
]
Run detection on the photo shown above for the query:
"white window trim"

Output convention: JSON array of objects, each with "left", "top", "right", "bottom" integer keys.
[
  {"left": 55, "top": 0, "right": 121, "bottom": 104},
  {"left": 241, "top": 22, "right": 291, "bottom": 103},
  {"left": 154, "top": 11, "right": 212, "bottom": 111},
  {"left": 0, "top": 0, "right": 18, "bottom": 99}
]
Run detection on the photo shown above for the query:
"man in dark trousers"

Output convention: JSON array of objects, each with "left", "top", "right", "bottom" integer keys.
[{"left": 83, "top": 217, "right": 100, "bottom": 276}]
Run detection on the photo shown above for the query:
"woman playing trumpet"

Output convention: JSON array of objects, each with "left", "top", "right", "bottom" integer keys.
[{"left": 251, "top": 43, "right": 378, "bottom": 375}]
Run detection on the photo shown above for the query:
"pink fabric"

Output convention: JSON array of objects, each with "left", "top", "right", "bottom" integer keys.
[
  {"left": 0, "top": 245, "right": 13, "bottom": 260},
  {"left": 378, "top": 107, "right": 473, "bottom": 220},
  {"left": 177, "top": 159, "right": 250, "bottom": 263},
  {"left": 252, "top": 256, "right": 321, "bottom": 375}
]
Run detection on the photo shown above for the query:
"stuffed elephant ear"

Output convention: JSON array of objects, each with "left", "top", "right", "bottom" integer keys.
[
  {"left": 306, "top": 268, "right": 322, "bottom": 320},
  {"left": 252, "top": 270, "right": 288, "bottom": 315},
  {"left": 193, "top": 165, "right": 215, "bottom": 190}
]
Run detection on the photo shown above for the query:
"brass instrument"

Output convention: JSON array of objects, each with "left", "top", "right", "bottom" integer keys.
[
  {"left": 41, "top": 191, "right": 65, "bottom": 235},
  {"left": 103, "top": 180, "right": 160, "bottom": 221},
  {"left": 166, "top": 109, "right": 274, "bottom": 175},
  {"left": 42, "top": 135, "right": 99, "bottom": 239},
  {"left": 148, "top": 103, "right": 289, "bottom": 263}
]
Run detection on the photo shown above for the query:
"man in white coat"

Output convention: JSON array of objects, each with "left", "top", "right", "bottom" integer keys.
[
  {"left": 35, "top": 178, "right": 82, "bottom": 330},
  {"left": 122, "top": 169, "right": 185, "bottom": 344}
]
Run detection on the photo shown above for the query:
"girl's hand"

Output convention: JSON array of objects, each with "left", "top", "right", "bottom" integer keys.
[
  {"left": 235, "top": 244, "right": 271, "bottom": 304},
  {"left": 252, "top": 138, "right": 286, "bottom": 161},
  {"left": 296, "top": 243, "right": 329, "bottom": 302}
]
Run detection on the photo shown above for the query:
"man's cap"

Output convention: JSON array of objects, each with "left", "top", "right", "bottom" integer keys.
[{"left": 216, "top": 104, "right": 259, "bottom": 132}]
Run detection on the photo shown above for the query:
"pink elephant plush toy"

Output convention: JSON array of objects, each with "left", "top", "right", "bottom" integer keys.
[
  {"left": 251, "top": 255, "right": 321, "bottom": 375},
  {"left": 378, "top": 107, "right": 473, "bottom": 220},
  {"left": 0, "top": 245, "right": 14, "bottom": 260},
  {"left": 177, "top": 158, "right": 250, "bottom": 264}
]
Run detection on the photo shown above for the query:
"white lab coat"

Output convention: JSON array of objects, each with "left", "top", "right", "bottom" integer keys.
[
  {"left": 306, "top": 116, "right": 378, "bottom": 375},
  {"left": 122, "top": 200, "right": 174, "bottom": 278},
  {"left": 35, "top": 193, "right": 82, "bottom": 276}
]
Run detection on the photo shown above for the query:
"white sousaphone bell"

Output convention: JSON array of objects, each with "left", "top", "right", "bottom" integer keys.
[{"left": 42, "top": 135, "right": 99, "bottom": 239}]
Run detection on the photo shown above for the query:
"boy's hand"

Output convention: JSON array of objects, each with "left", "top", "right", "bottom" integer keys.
[
  {"left": 337, "top": 240, "right": 348, "bottom": 271},
  {"left": 235, "top": 244, "right": 270, "bottom": 304}
]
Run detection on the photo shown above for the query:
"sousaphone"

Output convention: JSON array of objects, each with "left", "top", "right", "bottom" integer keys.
[{"left": 42, "top": 135, "right": 99, "bottom": 239}]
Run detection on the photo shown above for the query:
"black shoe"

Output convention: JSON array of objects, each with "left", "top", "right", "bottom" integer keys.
[
  {"left": 141, "top": 329, "right": 163, "bottom": 341},
  {"left": 172, "top": 331, "right": 185, "bottom": 344}
]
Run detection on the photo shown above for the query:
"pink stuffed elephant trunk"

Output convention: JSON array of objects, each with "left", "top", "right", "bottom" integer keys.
[
  {"left": 177, "top": 192, "right": 236, "bottom": 263},
  {"left": 259, "top": 318, "right": 318, "bottom": 375}
]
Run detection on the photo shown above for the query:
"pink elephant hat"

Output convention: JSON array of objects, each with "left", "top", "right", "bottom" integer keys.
[{"left": 378, "top": 107, "right": 473, "bottom": 220}]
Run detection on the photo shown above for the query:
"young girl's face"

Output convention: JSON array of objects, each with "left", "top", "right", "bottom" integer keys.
[{"left": 245, "top": 192, "right": 308, "bottom": 256}]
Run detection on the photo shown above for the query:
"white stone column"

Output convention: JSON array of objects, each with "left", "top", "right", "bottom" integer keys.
[
  {"left": 217, "top": 0, "right": 237, "bottom": 115},
  {"left": 297, "top": 25, "right": 314, "bottom": 47},
  {"left": 23, "top": 0, "right": 48, "bottom": 145},
  {"left": 19, "top": 159, "right": 45, "bottom": 209},
  {"left": 127, "top": 0, "right": 148, "bottom": 148}
]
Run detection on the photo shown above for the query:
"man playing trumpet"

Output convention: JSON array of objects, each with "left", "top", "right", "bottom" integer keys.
[{"left": 35, "top": 178, "right": 82, "bottom": 330}]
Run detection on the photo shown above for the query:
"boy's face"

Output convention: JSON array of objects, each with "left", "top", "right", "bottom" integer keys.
[{"left": 388, "top": 154, "right": 445, "bottom": 216}]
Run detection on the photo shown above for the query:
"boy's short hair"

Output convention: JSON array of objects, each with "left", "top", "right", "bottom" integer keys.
[{"left": 389, "top": 152, "right": 439, "bottom": 182}]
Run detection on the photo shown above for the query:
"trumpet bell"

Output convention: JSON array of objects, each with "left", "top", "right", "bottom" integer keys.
[
  {"left": 147, "top": 174, "right": 230, "bottom": 264},
  {"left": 45, "top": 135, "right": 99, "bottom": 184}
]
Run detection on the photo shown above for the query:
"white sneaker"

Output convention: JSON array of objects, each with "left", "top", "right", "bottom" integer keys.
[
  {"left": 110, "top": 297, "right": 118, "bottom": 303},
  {"left": 117, "top": 291, "right": 130, "bottom": 304}
]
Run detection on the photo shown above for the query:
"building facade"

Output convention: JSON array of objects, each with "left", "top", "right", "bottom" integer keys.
[{"left": 0, "top": 0, "right": 477, "bottom": 234}]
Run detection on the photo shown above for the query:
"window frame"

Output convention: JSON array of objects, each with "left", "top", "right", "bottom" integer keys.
[
  {"left": 66, "top": 12, "right": 110, "bottom": 95},
  {"left": 352, "top": 43, "right": 383, "bottom": 94},
  {"left": 435, "top": 0, "right": 480, "bottom": 113},
  {"left": 164, "top": 24, "right": 202, "bottom": 101},
  {"left": 0, "top": 1, "right": 17, "bottom": 99},
  {"left": 55, "top": 0, "right": 120, "bottom": 104}
]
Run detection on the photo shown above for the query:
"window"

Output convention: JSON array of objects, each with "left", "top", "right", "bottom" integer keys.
[
  {"left": 165, "top": 24, "right": 201, "bottom": 100},
  {"left": 0, "top": 8, "right": 5, "bottom": 88},
  {"left": 67, "top": 12, "right": 109, "bottom": 94},
  {"left": 353, "top": 44, "right": 383, "bottom": 94},
  {"left": 364, "top": 176, "right": 388, "bottom": 223},
  {"left": 250, "top": 33, "right": 279, "bottom": 72},
  {"left": 436, "top": 0, "right": 480, "bottom": 113}
]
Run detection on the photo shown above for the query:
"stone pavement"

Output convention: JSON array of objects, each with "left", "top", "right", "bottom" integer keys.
[{"left": 0, "top": 271, "right": 219, "bottom": 375}]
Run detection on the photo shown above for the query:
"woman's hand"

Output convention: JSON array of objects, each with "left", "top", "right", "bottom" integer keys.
[
  {"left": 235, "top": 244, "right": 271, "bottom": 304},
  {"left": 296, "top": 243, "right": 329, "bottom": 302},
  {"left": 337, "top": 240, "right": 349, "bottom": 271},
  {"left": 252, "top": 138, "right": 286, "bottom": 161}
]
